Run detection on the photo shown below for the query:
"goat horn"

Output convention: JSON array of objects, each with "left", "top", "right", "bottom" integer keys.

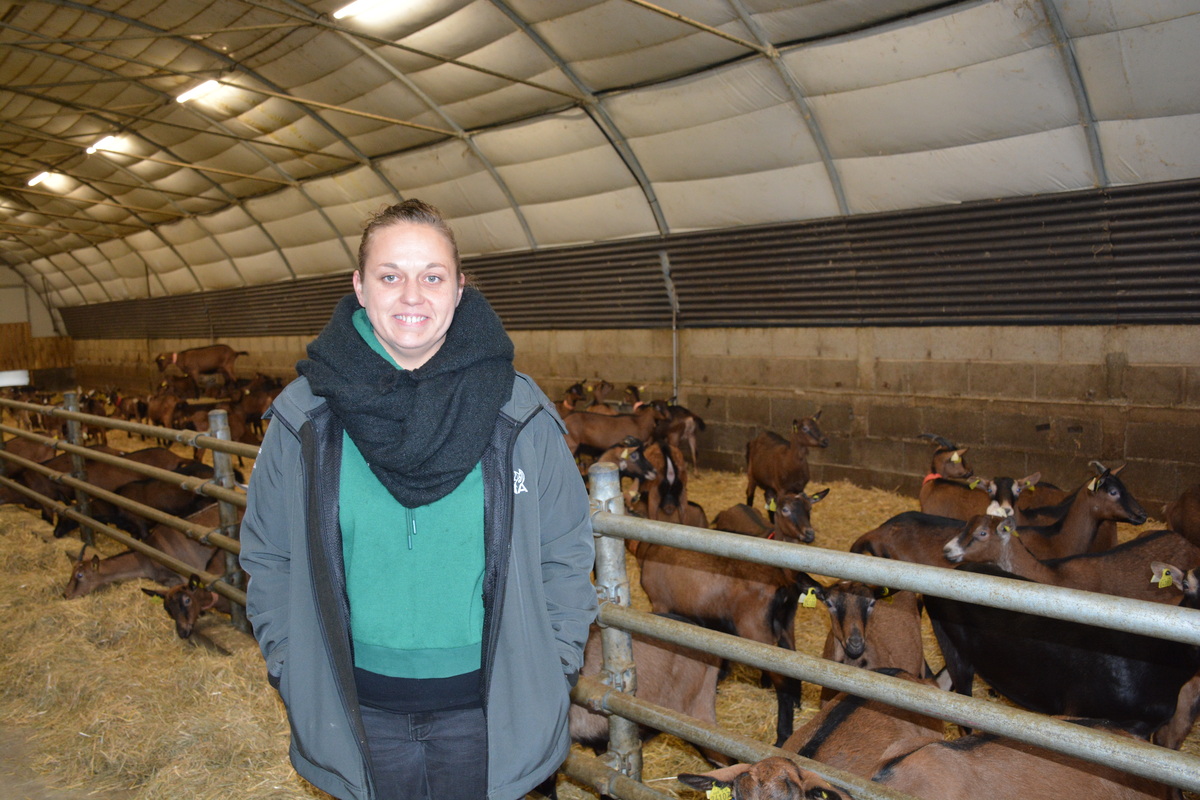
[
  {"left": 1089, "top": 460, "right": 1109, "bottom": 476},
  {"left": 919, "top": 433, "right": 957, "bottom": 449}
]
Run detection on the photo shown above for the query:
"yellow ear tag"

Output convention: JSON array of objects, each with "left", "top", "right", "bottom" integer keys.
[
  {"left": 620, "top": 448, "right": 631, "bottom": 459},
  {"left": 1025, "top": 484, "right": 1036, "bottom": 493},
  {"left": 968, "top": 478, "right": 980, "bottom": 490},
  {"left": 707, "top": 787, "right": 733, "bottom": 800},
  {"left": 802, "top": 588, "right": 818, "bottom": 609},
  {"left": 950, "top": 452, "right": 961, "bottom": 463},
  {"left": 767, "top": 498, "right": 777, "bottom": 512},
  {"left": 1156, "top": 572, "right": 1174, "bottom": 589}
]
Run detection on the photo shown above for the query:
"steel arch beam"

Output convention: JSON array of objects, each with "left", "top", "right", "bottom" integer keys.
[
  {"left": 726, "top": 0, "right": 850, "bottom": 216},
  {"left": 1039, "top": 0, "right": 1107, "bottom": 187},
  {"left": 490, "top": 0, "right": 671, "bottom": 237}
]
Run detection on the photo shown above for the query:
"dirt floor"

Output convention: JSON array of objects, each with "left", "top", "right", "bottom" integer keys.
[{"left": 0, "top": 425, "right": 1195, "bottom": 799}]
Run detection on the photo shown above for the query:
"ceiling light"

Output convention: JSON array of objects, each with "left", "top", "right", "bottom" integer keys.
[
  {"left": 177, "top": 80, "right": 220, "bottom": 103},
  {"left": 86, "top": 135, "right": 122, "bottom": 155},
  {"left": 27, "top": 172, "right": 50, "bottom": 187},
  {"left": 333, "top": 0, "right": 390, "bottom": 19}
]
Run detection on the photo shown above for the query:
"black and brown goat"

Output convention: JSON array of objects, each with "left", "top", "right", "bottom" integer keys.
[
  {"left": 814, "top": 583, "right": 928, "bottom": 704},
  {"left": 142, "top": 573, "right": 230, "bottom": 639}
]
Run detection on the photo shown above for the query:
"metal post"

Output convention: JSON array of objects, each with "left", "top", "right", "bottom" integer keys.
[
  {"left": 207, "top": 409, "right": 249, "bottom": 633},
  {"left": 63, "top": 391, "right": 93, "bottom": 547},
  {"left": 586, "top": 461, "right": 641, "bottom": 782}
]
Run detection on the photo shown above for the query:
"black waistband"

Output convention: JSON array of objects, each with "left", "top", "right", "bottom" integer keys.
[{"left": 354, "top": 667, "right": 483, "bottom": 713}]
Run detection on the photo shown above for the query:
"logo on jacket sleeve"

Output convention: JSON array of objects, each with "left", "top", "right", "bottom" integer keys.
[{"left": 513, "top": 468, "right": 528, "bottom": 495}]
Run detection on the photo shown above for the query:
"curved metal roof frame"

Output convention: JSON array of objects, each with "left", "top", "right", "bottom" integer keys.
[{"left": 0, "top": 0, "right": 1197, "bottom": 312}]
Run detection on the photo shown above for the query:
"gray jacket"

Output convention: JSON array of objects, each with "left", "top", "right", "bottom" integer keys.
[{"left": 239, "top": 372, "right": 596, "bottom": 800}]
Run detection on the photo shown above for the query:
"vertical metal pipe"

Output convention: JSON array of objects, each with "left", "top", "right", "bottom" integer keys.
[
  {"left": 587, "top": 461, "right": 641, "bottom": 782},
  {"left": 63, "top": 391, "right": 93, "bottom": 547},
  {"left": 207, "top": 409, "right": 249, "bottom": 633}
]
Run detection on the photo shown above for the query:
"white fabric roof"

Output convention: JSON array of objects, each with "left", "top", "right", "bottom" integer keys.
[{"left": 1, "top": 0, "right": 1197, "bottom": 308}]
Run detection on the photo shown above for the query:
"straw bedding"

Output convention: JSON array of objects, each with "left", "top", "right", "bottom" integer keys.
[{"left": 0, "top": 430, "right": 1193, "bottom": 799}]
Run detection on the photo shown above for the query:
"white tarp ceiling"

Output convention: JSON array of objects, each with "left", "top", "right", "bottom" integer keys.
[{"left": 0, "top": 0, "right": 1197, "bottom": 308}]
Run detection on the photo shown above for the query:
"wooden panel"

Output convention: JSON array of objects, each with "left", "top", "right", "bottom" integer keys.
[
  {"left": 31, "top": 336, "right": 73, "bottom": 370},
  {"left": 0, "top": 323, "right": 73, "bottom": 370}
]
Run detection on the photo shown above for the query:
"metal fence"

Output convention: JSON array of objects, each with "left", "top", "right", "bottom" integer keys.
[
  {"left": 574, "top": 462, "right": 1200, "bottom": 800},
  {"left": 0, "top": 392, "right": 255, "bottom": 632}
]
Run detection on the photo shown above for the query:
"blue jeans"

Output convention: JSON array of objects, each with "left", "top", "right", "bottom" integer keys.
[{"left": 359, "top": 705, "right": 488, "bottom": 800}]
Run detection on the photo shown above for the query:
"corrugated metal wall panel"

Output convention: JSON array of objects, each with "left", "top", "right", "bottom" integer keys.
[{"left": 59, "top": 177, "right": 1200, "bottom": 339}]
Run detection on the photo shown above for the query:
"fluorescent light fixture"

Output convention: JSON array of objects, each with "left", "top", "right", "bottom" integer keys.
[
  {"left": 333, "top": 0, "right": 390, "bottom": 19},
  {"left": 27, "top": 172, "right": 50, "bottom": 187},
  {"left": 0, "top": 370, "right": 30, "bottom": 388},
  {"left": 86, "top": 135, "right": 122, "bottom": 155},
  {"left": 177, "top": 79, "right": 220, "bottom": 103}
]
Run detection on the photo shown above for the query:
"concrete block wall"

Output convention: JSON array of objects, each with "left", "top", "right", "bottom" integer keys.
[
  {"left": 514, "top": 324, "right": 1200, "bottom": 516},
  {"left": 71, "top": 324, "right": 1199, "bottom": 513}
]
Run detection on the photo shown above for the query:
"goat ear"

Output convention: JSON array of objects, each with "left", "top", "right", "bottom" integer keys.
[
  {"left": 812, "top": 408, "right": 822, "bottom": 420},
  {"left": 1151, "top": 561, "right": 1183, "bottom": 590},
  {"left": 1111, "top": 462, "right": 1127, "bottom": 476},
  {"left": 678, "top": 762, "right": 753, "bottom": 789},
  {"left": 187, "top": 574, "right": 203, "bottom": 590},
  {"left": 90, "top": 555, "right": 101, "bottom": 571},
  {"left": 141, "top": 587, "right": 167, "bottom": 599},
  {"left": 1020, "top": 472, "right": 1041, "bottom": 488},
  {"left": 810, "top": 487, "right": 830, "bottom": 503}
]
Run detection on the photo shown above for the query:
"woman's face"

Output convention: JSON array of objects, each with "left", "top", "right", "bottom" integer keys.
[{"left": 352, "top": 221, "right": 464, "bottom": 370}]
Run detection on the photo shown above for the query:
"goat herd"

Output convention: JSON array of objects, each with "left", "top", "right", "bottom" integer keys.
[
  {"left": 556, "top": 380, "right": 1200, "bottom": 800},
  {"left": 0, "top": 358, "right": 1198, "bottom": 800},
  {"left": 0, "top": 344, "right": 281, "bottom": 639}
]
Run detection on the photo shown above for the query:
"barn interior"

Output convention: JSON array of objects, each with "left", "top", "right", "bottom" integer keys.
[{"left": 0, "top": 1, "right": 1198, "bottom": 798}]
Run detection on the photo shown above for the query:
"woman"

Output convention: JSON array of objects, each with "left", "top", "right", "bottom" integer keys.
[{"left": 239, "top": 199, "right": 597, "bottom": 800}]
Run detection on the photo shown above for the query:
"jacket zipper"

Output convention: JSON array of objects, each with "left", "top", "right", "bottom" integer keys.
[{"left": 300, "top": 413, "right": 376, "bottom": 799}]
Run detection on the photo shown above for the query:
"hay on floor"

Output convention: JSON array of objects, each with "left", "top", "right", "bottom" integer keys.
[{"left": 0, "top": 421, "right": 1192, "bottom": 800}]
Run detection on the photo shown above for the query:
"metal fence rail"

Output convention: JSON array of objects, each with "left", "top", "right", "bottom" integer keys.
[
  {"left": 0, "top": 393, "right": 251, "bottom": 631},
  {"left": 582, "top": 462, "right": 1200, "bottom": 799}
]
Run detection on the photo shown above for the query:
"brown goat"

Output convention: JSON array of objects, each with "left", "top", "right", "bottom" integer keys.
[
  {"left": 1011, "top": 463, "right": 1147, "bottom": 558},
  {"left": 1164, "top": 484, "right": 1200, "bottom": 547},
  {"left": 917, "top": 433, "right": 972, "bottom": 479},
  {"left": 593, "top": 436, "right": 658, "bottom": 484},
  {"left": 142, "top": 572, "right": 230, "bottom": 638},
  {"left": 564, "top": 403, "right": 669, "bottom": 454},
  {"left": 745, "top": 411, "right": 829, "bottom": 521},
  {"left": 815, "top": 584, "right": 927, "bottom": 705},
  {"left": 660, "top": 402, "right": 706, "bottom": 474},
  {"left": 62, "top": 504, "right": 235, "bottom": 599},
  {"left": 942, "top": 516, "right": 1200, "bottom": 604},
  {"left": 849, "top": 511, "right": 970, "bottom": 568},
  {"left": 677, "top": 758, "right": 855, "bottom": 800},
  {"left": 713, "top": 489, "right": 829, "bottom": 546},
  {"left": 154, "top": 344, "right": 247, "bottom": 385},
  {"left": 873, "top": 720, "right": 1176, "bottom": 800},
  {"left": 783, "top": 669, "right": 944, "bottom": 777},
  {"left": 919, "top": 472, "right": 1040, "bottom": 522},
  {"left": 585, "top": 379, "right": 618, "bottom": 415},
  {"left": 569, "top": 619, "right": 728, "bottom": 767},
  {"left": 637, "top": 539, "right": 821, "bottom": 746}
]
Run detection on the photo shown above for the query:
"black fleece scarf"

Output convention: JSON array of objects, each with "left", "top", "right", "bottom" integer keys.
[{"left": 298, "top": 288, "right": 515, "bottom": 508}]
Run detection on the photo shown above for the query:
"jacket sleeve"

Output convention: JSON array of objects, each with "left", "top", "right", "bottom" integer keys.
[
  {"left": 534, "top": 411, "right": 598, "bottom": 676},
  {"left": 238, "top": 409, "right": 298, "bottom": 688}
]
